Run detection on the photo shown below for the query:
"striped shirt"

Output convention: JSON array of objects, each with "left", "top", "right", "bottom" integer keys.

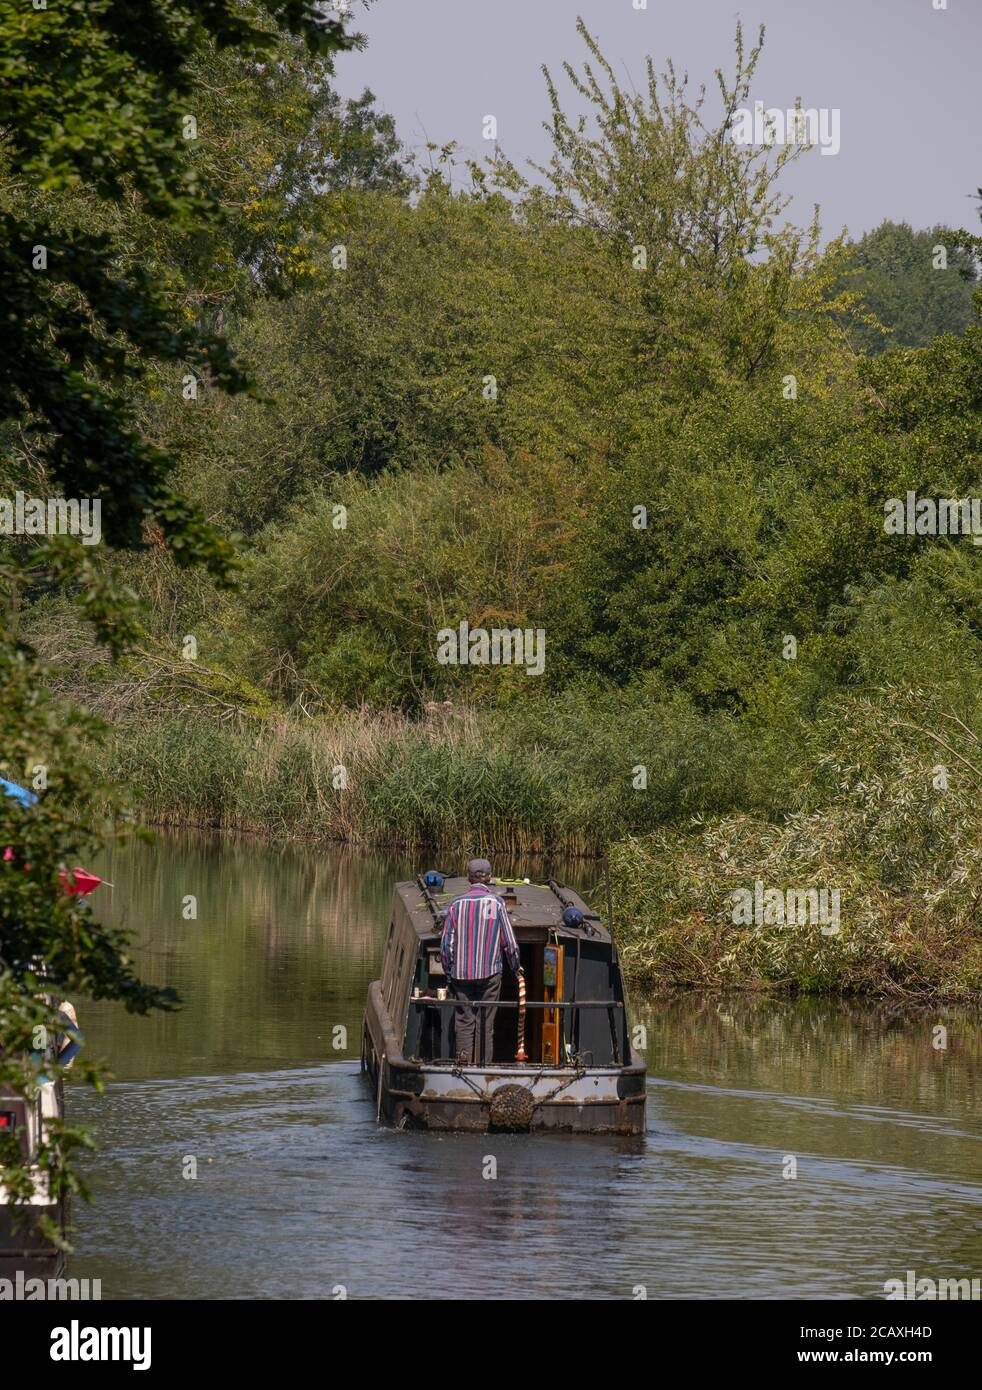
[{"left": 440, "top": 885, "right": 520, "bottom": 980}]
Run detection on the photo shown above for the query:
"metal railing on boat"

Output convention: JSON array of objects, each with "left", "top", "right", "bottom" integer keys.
[{"left": 409, "top": 997, "right": 626, "bottom": 1065}]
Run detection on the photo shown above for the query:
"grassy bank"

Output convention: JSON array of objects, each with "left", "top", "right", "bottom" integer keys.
[
  {"left": 74, "top": 644, "right": 788, "bottom": 854},
  {"left": 80, "top": 676, "right": 982, "bottom": 1003},
  {"left": 97, "top": 706, "right": 583, "bottom": 854},
  {"left": 611, "top": 699, "right": 982, "bottom": 1002}
]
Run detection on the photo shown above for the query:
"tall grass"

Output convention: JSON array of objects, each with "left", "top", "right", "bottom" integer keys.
[
  {"left": 92, "top": 683, "right": 779, "bottom": 855},
  {"left": 97, "top": 706, "right": 585, "bottom": 854}
]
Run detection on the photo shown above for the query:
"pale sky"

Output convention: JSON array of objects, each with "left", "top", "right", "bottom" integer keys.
[{"left": 334, "top": 0, "right": 982, "bottom": 243}]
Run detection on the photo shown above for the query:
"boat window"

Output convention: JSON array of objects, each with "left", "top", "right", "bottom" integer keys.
[{"left": 385, "top": 942, "right": 405, "bottom": 1012}]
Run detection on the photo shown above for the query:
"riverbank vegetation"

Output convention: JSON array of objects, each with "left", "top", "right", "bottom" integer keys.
[
  {"left": 0, "top": 0, "right": 355, "bottom": 1222},
  {"left": 5, "top": 13, "right": 982, "bottom": 1002}
]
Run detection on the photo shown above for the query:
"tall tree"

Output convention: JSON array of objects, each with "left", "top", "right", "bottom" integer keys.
[
  {"left": 837, "top": 220, "right": 978, "bottom": 355},
  {"left": 0, "top": 0, "right": 354, "bottom": 1235}
]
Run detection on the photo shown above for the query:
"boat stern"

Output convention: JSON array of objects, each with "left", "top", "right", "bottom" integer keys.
[{"left": 381, "top": 1055, "right": 647, "bottom": 1135}]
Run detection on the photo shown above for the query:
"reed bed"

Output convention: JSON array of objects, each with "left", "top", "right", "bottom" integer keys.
[{"left": 96, "top": 706, "right": 599, "bottom": 856}]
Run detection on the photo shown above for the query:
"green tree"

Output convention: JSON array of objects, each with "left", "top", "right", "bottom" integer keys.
[
  {"left": 493, "top": 19, "right": 850, "bottom": 417},
  {"left": 0, "top": 0, "right": 354, "bottom": 1235},
  {"left": 837, "top": 220, "right": 978, "bottom": 355}
]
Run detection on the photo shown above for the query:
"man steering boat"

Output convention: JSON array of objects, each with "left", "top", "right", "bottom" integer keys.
[{"left": 439, "top": 858, "right": 522, "bottom": 1066}]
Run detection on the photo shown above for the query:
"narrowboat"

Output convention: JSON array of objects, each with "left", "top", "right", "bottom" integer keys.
[
  {"left": 0, "top": 1078, "right": 69, "bottom": 1277},
  {"left": 0, "top": 1006, "right": 78, "bottom": 1277},
  {"left": 362, "top": 874, "right": 646, "bottom": 1134}
]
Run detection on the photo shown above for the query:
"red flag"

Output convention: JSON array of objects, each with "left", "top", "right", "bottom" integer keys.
[{"left": 58, "top": 868, "right": 105, "bottom": 896}]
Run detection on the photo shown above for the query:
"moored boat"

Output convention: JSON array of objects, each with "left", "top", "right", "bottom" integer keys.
[
  {"left": 1, "top": 1002, "right": 80, "bottom": 1278},
  {"left": 0, "top": 1076, "right": 68, "bottom": 1278},
  {"left": 362, "top": 874, "right": 646, "bottom": 1134}
]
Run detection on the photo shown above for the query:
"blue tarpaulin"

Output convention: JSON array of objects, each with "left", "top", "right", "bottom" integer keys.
[{"left": 1, "top": 775, "right": 38, "bottom": 807}]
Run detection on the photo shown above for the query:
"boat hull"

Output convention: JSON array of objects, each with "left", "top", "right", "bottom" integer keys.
[
  {"left": 384, "top": 1065, "right": 646, "bottom": 1134},
  {"left": 0, "top": 1201, "right": 68, "bottom": 1279}
]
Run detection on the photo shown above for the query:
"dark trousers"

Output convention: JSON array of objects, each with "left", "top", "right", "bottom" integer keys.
[{"left": 450, "top": 974, "right": 501, "bottom": 1065}]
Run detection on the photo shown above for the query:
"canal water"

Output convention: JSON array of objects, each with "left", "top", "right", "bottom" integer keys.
[{"left": 68, "top": 831, "right": 982, "bottom": 1299}]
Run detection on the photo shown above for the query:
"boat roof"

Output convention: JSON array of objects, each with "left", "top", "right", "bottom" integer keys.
[{"left": 395, "top": 876, "right": 611, "bottom": 943}]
